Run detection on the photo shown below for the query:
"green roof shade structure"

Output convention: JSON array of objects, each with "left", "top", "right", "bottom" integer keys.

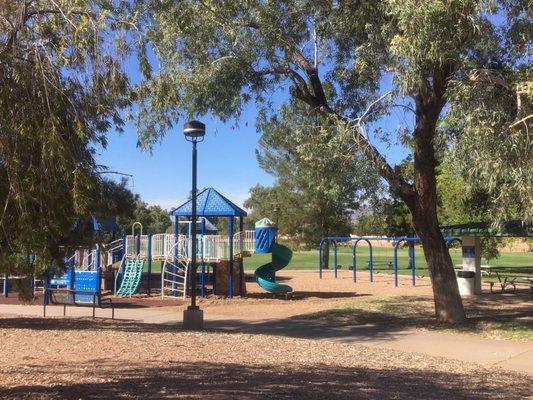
[
  {"left": 440, "top": 220, "right": 533, "bottom": 237},
  {"left": 170, "top": 187, "right": 247, "bottom": 218},
  {"left": 255, "top": 217, "right": 276, "bottom": 228}
]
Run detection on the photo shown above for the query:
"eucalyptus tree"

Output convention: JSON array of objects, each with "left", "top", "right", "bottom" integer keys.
[
  {"left": 0, "top": 1, "right": 136, "bottom": 274},
  {"left": 138, "top": 1, "right": 531, "bottom": 322}
]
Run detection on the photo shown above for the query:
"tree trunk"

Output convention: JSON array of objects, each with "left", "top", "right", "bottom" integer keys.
[
  {"left": 407, "top": 91, "right": 466, "bottom": 324},
  {"left": 321, "top": 239, "right": 330, "bottom": 269},
  {"left": 412, "top": 211, "right": 465, "bottom": 323},
  {"left": 307, "top": 60, "right": 464, "bottom": 323}
]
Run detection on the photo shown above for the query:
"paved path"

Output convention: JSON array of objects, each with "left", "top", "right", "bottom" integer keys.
[{"left": 1, "top": 304, "right": 531, "bottom": 375}]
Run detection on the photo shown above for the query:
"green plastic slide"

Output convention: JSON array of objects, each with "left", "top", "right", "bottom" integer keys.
[
  {"left": 116, "top": 259, "right": 145, "bottom": 297},
  {"left": 254, "top": 243, "right": 293, "bottom": 294}
]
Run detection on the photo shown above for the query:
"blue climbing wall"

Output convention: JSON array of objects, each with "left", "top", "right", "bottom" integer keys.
[{"left": 255, "top": 227, "right": 277, "bottom": 253}]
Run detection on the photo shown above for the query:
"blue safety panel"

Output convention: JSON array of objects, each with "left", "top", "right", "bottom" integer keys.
[
  {"left": 170, "top": 187, "right": 247, "bottom": 217},
  {"left": 91, "top": 217, "right": 118, "bottom": 232},
  {"left": 50, "top": 274, "right": 70, "bottom": 288},
  {"left": 255, "top": 227, "right": 276, "bottom": 253},
  {"left": 74, "top": 271, "right": 99, "bottom": 303}
]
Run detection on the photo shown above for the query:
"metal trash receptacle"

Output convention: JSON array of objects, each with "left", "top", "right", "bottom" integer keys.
[{"left": 457, "top": 270, "right": 476, "bottom": 296}]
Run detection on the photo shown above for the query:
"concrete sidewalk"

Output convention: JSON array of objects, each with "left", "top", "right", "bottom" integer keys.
[{"left": 1, "top": 304, "right": 531, "bottom": 375}]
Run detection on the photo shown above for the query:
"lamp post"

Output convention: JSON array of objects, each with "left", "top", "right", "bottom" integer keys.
[
  {"left": 183, "top": 120, "right": 205, "bottom": 330},
  {"left": 273, "top": 205, "right": 280, "bottom": 227}
]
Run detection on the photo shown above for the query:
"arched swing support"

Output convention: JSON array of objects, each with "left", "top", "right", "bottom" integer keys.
[
  {"left": 319, "top": 235, "right": 458, "bottom": 288},
  {"left": 318, "top": 236, "right": 374, "bottom": 281},
  {"left": 351, "top": 238, "right": 373, "bottom": 283},
  {"left": 393, "top": 238, "right": 420, "bottom": 288}
]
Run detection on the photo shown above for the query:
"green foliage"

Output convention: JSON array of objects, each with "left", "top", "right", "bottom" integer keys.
[
  {"left": 117, "top": 200, "right": 172, "bottom": 235},
  {"left": 0, "top": 1, "right": 135, "bottom": 275},
  {"left": 245, "top": 98, "right": 379, "bottom": 247},
  {"left": 354, "top": 198, "right": 414, "bottom": 237},
  {"left": 138, "top": 1, "right": 530, "bottom": 224},
  {"left": 445, "top": 69, "right": 532, "bottom": 225}
]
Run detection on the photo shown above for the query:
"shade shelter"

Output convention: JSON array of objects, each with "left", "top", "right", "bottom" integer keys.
[
  {"left": 170, "top": 187, "right": 248, "bottom": 297},
  {"left": 441, "top": 220, "right": 532, "bottom": 294}
]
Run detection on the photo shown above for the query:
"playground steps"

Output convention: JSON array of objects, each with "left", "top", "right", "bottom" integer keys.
[{"left": 116, "top": 259, "right": 145, "bottom": 297}]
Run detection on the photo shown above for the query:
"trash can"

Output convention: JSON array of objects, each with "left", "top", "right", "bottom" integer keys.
[{"left": 457, "top": 270, "right": 476, "bottom": 296}]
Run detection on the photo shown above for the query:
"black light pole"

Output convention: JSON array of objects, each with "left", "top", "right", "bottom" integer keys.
[
  {"left": 273, "top": 205, "right": 281, "bottom": 227},
  {"left": 183, "top": 120, "right": 205, "bottom": 330}
]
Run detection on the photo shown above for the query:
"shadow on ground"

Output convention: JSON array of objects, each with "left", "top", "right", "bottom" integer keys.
[
  {"left": 1, "top": 294, "right": 530, "bottom": 342},
  {"left": 0, "top": 359, "right": 529, "bottom": 400},
  {"left": 283, "top": 295, "right": 533, "bottom": 337}
]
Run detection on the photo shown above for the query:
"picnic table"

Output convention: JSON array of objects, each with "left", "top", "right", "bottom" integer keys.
[{"left": 481, "top": 266, "right": 533, "bottom": 296}]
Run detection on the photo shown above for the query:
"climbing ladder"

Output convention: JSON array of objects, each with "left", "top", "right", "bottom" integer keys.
[
  {"left": 115, "top": 258, "right": 145, "bottom": 297},
  {"left": 161, "top": 236, "right": 189, "bottom": 299}
]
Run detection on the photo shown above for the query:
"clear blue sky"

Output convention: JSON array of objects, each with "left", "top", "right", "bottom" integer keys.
[
  {"left": 95, "top": 72, "right": 412, "bottom": 211},
  {"left": 95, "top": 101, "right": 274, "bottom": 210}
]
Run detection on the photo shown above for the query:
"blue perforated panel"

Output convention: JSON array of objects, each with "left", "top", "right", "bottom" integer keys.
[
  {"left": 74, "top": 271, "right": 100, "bottom": 303},
  {"left": 255, "top": 227, "right": 276, "bottom": 253},
  {"left": 170, "top": 188, "right": 247, "bottom": 217}
]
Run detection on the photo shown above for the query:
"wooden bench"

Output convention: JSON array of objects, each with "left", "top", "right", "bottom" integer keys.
[{"left": 44, "top": 288, "right": 115, "bottom": 319}]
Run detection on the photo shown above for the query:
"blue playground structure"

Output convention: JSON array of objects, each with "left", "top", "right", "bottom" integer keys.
[
  {"left": 0, "top": 217, "right": 118, "bottom": 302},
  {"left": 254, "top": 218, "right": 293, "bottom": 295},
  {"left": 318, "top": 236, "right": 460, "bottom": 287},
  {"left": 2, "top": 189, "right": 294, "bottom": 302},
  {"left": 110, "top": 188, "right": 256, "bottom": 299},
  {"left": 46, "top": 247, "right": 104, "bottom": 305}
]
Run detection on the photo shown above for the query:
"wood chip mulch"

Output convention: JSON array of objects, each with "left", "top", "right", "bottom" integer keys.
[{"left": 0, "top": 316, "right": 531, "bottom": 400}]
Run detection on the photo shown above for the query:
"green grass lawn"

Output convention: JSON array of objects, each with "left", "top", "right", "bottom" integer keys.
[
  {"left": 142, "top": 247, "right": 531, "bottom": 275},
  {"left": 242, "top": 247, "right": 533, "bottom": 274}
]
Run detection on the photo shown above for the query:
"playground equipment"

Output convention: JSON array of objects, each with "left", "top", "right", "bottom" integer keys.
[
  {"left": 113, "top": 222, "right": 146, "bottom": 297},
  {"left": 115, "top": 259, "right": 145, "bottom": 297},
  {"left": 318, "top": 236, "right": 459, "bottom": 287},
  {"left": 4, "top": 190, "right": 269, "bottom": 301},
  {"left": 48, "top": 250, "right": 103, "bottom": 304},
  {"left": 254, "top": 218, "right": 293, "bottom": 295},
  {"left": 164, "top": 187, "right": 254, "bottom": 298}
]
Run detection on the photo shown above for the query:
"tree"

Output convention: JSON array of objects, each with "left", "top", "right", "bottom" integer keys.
[
  {"left": 247, "top": 98, "right": 377, "bottom": 246},
  {"left": 118, "top": 200, "right": 172, "bottom": 234},
  {"left": 138, "top": 1, "right": 530, "bottom": 323},
  {"left": 354, "top": 197, "right": 414, "bottom": 237},
  {"left": 0, "top": 1, "right": 134, "bottom": 274}
]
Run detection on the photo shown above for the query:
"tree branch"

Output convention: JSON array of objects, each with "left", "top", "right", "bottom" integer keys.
[{"left": 509, "top": 114, "right": 533, "bottom": 129}]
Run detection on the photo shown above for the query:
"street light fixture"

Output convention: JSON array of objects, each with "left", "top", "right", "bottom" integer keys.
[
  {"left": 273, "top": 205, "right": 281, "bottom": 227},
  {"left": 183, "top": 120, "right": 205, "bottom": 330}
]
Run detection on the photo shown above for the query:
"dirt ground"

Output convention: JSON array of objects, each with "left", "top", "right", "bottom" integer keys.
[
  {"left": 200, "top": 270, "right": 433, "bottom": 318},
  {"left": 1, "top": 271, "right": 531, "bottom": 399},
  {"left": 1, "top": 270, "right": 433, "bottom": 319}
]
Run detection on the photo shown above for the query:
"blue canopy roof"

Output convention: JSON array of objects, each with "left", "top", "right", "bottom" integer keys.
[{"left": 170, "top": 187, "right": 247, "bottom": 218}]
